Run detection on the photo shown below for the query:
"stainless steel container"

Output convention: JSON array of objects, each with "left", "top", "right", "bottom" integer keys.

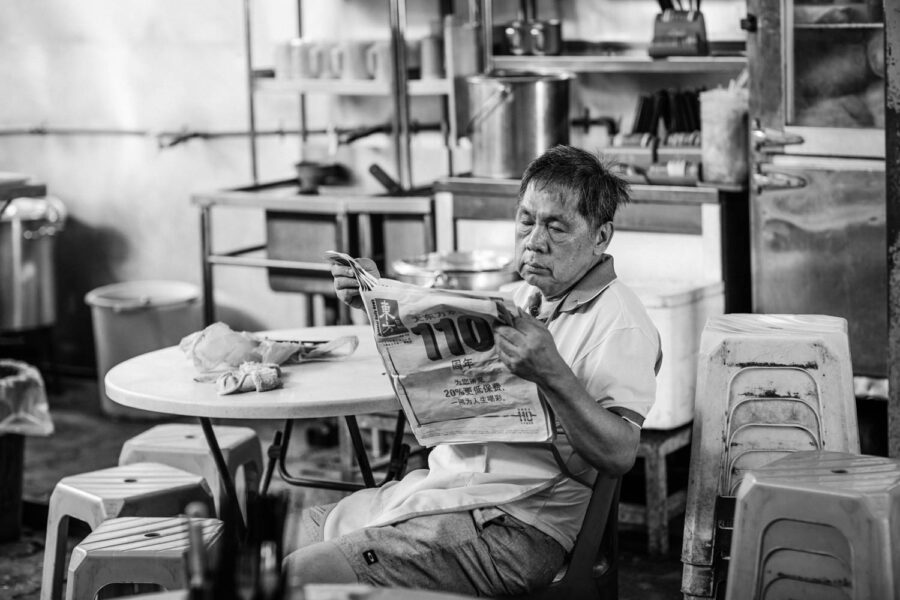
[
  {"left": 392, "top": 250, "right": 519, "bottom": 291},
  {"left": 0, "top": 197, "right": 66, "bottom": 331},
  {"left": 466, "top": 71, "right": 572, "bottom": 179}
]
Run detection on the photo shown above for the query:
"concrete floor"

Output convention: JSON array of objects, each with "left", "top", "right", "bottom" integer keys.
[{"left": 0, "top": 376, "right": 685, "bottom": 599}]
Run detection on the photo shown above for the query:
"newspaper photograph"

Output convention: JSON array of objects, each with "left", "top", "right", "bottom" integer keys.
[{"left": 326, "top": 251, "right": 554, "bottom": 447}]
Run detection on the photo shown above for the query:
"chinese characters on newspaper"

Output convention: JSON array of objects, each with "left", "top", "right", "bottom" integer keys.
[{"left": 327, "top": 251, "right": 553, "bottom": 446}]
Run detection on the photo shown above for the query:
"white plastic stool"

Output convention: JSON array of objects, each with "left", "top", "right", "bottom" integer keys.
[
  {"left": 66, "top": 516, "right": 223, "bottom": 600},
  {"left": 680, "top": 315, "right": 860, "bottom": 599},
  {"left": 40, "top": 462, "right": 214, "bottom": 600},
  {"left": 119, "top": 423, "right": 262, "bottom": 516},
  {"left": 726, "top": 451, "right": 900, "bottom": 600}
]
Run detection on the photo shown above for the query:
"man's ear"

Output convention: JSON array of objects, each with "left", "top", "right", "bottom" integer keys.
[{"left": 593, "top": 222, "right": 614, "bottom": 255}]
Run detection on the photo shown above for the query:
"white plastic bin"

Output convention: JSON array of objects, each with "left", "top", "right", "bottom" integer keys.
[
  {"left": 85, "top": 280, "right": 202, "bottom": 420},
  {"left": 628, "top": 279, "right": 725, "bottom": 430}
]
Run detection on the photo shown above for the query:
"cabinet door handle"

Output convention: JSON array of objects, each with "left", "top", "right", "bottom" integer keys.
[
  {"left": 753, "top": 171, "right": 808, "bottom": 192},
  {"left": 752, "top": 126, "right": 805, "bottom": 149}
]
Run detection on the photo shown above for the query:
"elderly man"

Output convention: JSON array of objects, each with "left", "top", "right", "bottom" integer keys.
[{"left": 285, "top": 145, "right": 661, "bottom": 597}]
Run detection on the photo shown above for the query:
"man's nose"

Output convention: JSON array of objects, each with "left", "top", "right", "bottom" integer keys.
[{"left": 525, "top": 225, "right": 549, "bottom": 251}]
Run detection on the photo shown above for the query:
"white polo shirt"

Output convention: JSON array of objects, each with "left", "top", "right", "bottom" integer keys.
[{"left": 323, "top": 255, "right": 660, "bottom": 551}]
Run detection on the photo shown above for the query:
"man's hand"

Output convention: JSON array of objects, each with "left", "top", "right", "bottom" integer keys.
[
  {"left": 495, "top": 309, "right": 567, "bottom": 386},
  {"left": 328, "top": 257, "right": 380, "bottom": 309}
]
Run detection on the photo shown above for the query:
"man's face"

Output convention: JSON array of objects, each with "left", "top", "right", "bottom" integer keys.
[{"left": 514, "top": 184, "right": 610, "bottom": 298}]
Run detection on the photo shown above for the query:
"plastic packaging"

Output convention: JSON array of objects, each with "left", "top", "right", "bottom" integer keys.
[
  {"left": 0, "top": 359, "right": 53, "bottom": 436},
  {"left": 700, "top": 87, "right": 749, "bottom": 185}
]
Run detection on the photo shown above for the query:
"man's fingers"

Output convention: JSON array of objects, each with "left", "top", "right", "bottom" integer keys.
[{"left": 334, "top": 277, "right": 360, "bottom": 291}]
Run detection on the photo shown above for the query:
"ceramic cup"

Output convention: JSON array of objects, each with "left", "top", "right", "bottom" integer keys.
[
  {"left": 366, "top": 40, "right": 393, "bottom": 81},
  {"left": 331, "top": 40, "right": 373, "bottom": 80},
  {"left": 311, "top": 41, "right": 339, "bottom": 79},
  {"left": 503, "top": 20, "right": 532, "bottom": 56},
  {"left": 419, "top": 34, "right": 444, "bottom": 79},
  {"left": 529, "top": 19, "right": 562, "bottom": 56},
  {"left": 273, "top": 41, "right": 293, "bottom": 79},
  {"left": 289, "top": 38, "right": 321, "bottom": 79}
]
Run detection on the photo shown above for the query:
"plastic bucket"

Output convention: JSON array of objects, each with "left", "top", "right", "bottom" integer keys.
[{"left": 85, "top": 280, "right": 202, "bottom": 420}]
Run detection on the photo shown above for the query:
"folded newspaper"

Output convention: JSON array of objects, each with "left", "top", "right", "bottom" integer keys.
[{"left": 327, "top": 251, "right": 554, "bottom": 447}]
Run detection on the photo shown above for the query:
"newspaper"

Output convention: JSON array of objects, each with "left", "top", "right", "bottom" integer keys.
[{"left": 326, "top": 251, "right": 554, "bottom": 447}]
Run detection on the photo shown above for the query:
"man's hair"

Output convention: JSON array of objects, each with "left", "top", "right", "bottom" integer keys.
[{"left": 518, "top": 145, "right": 630, "bottom": 229}]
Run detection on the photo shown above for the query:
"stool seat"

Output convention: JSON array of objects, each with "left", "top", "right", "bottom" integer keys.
[
  {"left": 119, "top": 423, "right": 262, "bottom": 516},
  {"left": 681, "top": 314, "right": 859, "bottom": 599},
  {"left": 66, "top": 516, "right": 223, "bottom": 600},
  {"left": 726, "top": 451, "right": 900, "bottom": 600},
  {"left": 41, "top": 462, "right": 214, "bottom": 600}
]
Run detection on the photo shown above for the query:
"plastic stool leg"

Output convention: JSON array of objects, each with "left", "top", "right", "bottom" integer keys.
[{"left": 39, "top": 511, "right": 70, "bottom": 600}]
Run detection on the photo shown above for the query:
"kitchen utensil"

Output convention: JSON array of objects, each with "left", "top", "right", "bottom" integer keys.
[
  {"left": 365, "top": 40, "right": 393, "bottom": 81},
  {"left": 368, "top": 164, "right": 433, "bottom": 196},
  {"left": 369, "top": 163, "right": 403, "bottom": 195},
  {"left": 466, "top": 71, "right": 573, "bottom": 179},
  {"left": 288, "top": 38, "right": 322, "bottom": 79},
  {"left": 392, "top": 250, "right": 518, "bottom": 291},
  {"left": 503, "top": 20, "right": 532, "bottom": 55},
  {"left": 419, "top": 33, "right": 444, "bottom": 79},
  {"left": 331, "top": 40, "right": 373, "bottom": 80},
  {"left": 529, "top": 19, "right": 562, "bottom": 56},
  {"left": 649, "top": 10, "right": 709, "bottom": 57}
]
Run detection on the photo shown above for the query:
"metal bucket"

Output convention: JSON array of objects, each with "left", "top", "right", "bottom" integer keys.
[
  {"left": 466, "top": 71, "right": 573, "bottom": 179},
  {"left": 392, "top": 250, "right": 518, "bottom": 291},
  {"left": 0, "top": 197, "right": 66, "bottom": 332}
]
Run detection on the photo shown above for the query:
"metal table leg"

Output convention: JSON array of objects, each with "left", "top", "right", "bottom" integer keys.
[
  {"left": 264, "top": 413, "right": 410, "bottom": 493},
  {"left": 198, "top": 417, "right": 247, "bottom": 539}
]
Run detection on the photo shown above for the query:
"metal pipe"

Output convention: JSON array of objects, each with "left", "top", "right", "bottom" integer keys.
[
  {"left": 389, "top": 0, "right": 413, "bottom": 190},
  {"left": 242, "top": 0, "right": 259, "bottom": 184},
  {"left": 480, "top": 0, "right": 493, "bottom": 73},
  {"left": 0, "top": 123, "right": 442, "bottom": 149},
  {"left": 199, "top": 205, "right": 216, "bottom": 326},
  {"left": 297, "top": 0, "right": 309, "bottom": 147}
]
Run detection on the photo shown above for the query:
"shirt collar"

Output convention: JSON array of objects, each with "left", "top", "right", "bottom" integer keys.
[{"left": 548, "top": 254, "right": 618, "bottom": 315}]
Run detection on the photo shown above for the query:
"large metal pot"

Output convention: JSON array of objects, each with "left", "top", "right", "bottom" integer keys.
[
  {"left": 466, "top": 71, "right": 573, "bottom": 179},
  {"left": 0, "top": 197, "right": 66, "bottom": 331},
  {"left": 392, "top": 250, "right": 519, "bottom": 291}
]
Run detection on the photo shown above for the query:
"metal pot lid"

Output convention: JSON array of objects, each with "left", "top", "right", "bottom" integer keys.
[
  {"left": 0, "top": 196, "right": 67, "bottom": 223},
  {"left": 393, "top": 250, "right": 514, "bottom": 275}
]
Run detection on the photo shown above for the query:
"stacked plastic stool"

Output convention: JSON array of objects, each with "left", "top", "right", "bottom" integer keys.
[
  {"left": 40, "top": 462, "right": 214, "bottom": 600},
  {"left": 119, "top": 423, "right": 262, "bottom": 516},
  {"left": 65, "top": 515, "right": 223, "bottom": 600},
  {"left": 680, "top": 314, "right": 860, "bottom": 600},
  {"left": 726, "top": 450, "right": 900, "bottom": 600}
]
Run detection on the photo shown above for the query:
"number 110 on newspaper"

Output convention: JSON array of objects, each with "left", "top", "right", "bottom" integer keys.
[{"left": 326, "top": 251, "right": 553, "bottom": 447}]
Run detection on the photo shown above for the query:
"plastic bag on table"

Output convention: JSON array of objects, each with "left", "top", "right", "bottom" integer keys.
[
  {"left": 180, "top": 321, "right": 359, "bottom": 374},
  {"left": 0, "top": 360, "right": 53, "bottom": 436}
]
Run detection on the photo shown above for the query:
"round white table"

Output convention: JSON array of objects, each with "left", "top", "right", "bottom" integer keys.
[
  {"left": 105, "top": 325, "right": 398, "bottom": 420},
  {"left": 105, "top": 325, "right": 405, "bottom": 535}
]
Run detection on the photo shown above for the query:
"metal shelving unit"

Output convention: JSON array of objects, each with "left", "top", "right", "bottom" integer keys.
[
  {"left": 242, "top": 0, "right": 455, "bottom": 189},
  {"left": 491, "top": 54, "right": 747, "bottom": 73}
]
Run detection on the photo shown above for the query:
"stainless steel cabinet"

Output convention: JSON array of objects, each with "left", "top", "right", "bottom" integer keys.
[
  {"left": 752, "top": 156, "right": 885, "bottom": 376},
  {"left": 747, "top": 0, "right": 887, "bottom": 377}
]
